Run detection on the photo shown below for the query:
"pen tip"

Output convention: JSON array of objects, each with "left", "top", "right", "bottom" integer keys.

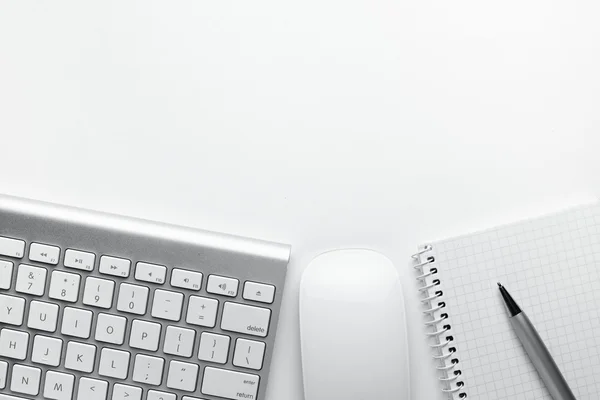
[{"left": 497, "top": 282, "right": 502, "bottom": 288}]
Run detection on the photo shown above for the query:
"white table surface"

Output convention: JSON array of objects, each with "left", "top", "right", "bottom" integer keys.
[{"left": 1, "top": 2, "right": 599, "bottom": 399}]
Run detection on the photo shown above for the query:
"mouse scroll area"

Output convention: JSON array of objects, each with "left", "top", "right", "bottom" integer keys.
[{"left": 299, "top": 249, "right": 410, "bottom": 400}]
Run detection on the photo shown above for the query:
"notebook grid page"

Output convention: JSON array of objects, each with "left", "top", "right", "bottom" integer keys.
[{"left": 431, "top": 203, "right": 600, "bottom": 399}]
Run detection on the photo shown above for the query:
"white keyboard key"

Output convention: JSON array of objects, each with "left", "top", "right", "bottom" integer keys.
[
  {"left": 243, "top": 281, "right": 276, "bottom": 304},
  {"left": 117, "top": 283, "right": 149, "bottom": 315},
  {"left": 186, "top": 296, "right": 219, "bottom": 328},
  {"left": 0, "top": 260, "right": 13, "bottom": 289},
  {"left": 233, "top": 338, "right": 266, "bottom": 370},
  {"left": 0, "top": 395, "right": 38, "bottom": 400},
  {"left": 27, "top": 301, "right": 59, "bottom": 332},
  {"left": 166, "top": 361, "right": 199, "bottom": 392},
  {"left": 10, "top": 364, "right": 41, "bottom": 395},
  {"left": 207, "top": 275, "right": 239, "bottom": 297},
  {"left": 0, "top": 360, "right": 7, "bottom": 389},
  {"left": 99, "top": 348, "right": 130, "bottom": 379},
  {"left": 135, "top": 262, "right": 167, "bottom": 285},
  {"left": 64, "top": 249, "right": 95, "bottom": 272},
  {"left": 0, "top": 236, "right": 25, "bottom": 258},
  {"left": 0, "top": 294, "right": 25, "bottom": 325},
  {"left": 83, "top": 277, "right": 115, "bottom": 309},
  {"left": 31, "top": 335, "right": 63, "bottom": 367},
  {"left": 201, "top": 367, "right": 259, "bottom": 400},
  {"left": 112, "top": 384, "right": 142, "bottom": 400},
  {"left": 95, "top": 313, "right": 127, "bottom": 345},
  {"left": 170, "top": 269, "right": 202, "bottom": 291},
  {"left": 99, "top": 255, "right": 131, "bottom": 278},
  {"left": 129, "top": 319, "right": 161, "bottom": 351},
  {"left": 220, "top": 302, "right": 271, "bottom": 338},
  {"left": 147, "top": 391, "right": 176, "bottom": 400},
  {"left": 61, "top": 307, "right": 93, "bottom": 338},
  {"left": 77, "top": 378, "right": 108, "bottom": 400},
  {"left": 198, "top": 332, "right": 230, "bottom": 364},
  {"left": 0, "top": 329, "right": 29, "bottom": 360},
  {"left": 44, "top": 371, "right": 74, "bottom": 400},
  {"left": 15, "top": 264, "right": 47, "bottom": 296},
  {"left": 49, "top": 271, "right": 81, "bottom": 303},
  {"left": 163, "top": 326, "right": 195, "bottom": 357},
  {"left": 65, "top": 341, "right": 96, "bottom": 373},
  {"left": 132, "top": 354, "right": 164, "bottom": 386},
  {"left": 151, "top": 289, "right": 184, "bottom": 321},
  {"left": 29, "top": 243, "right": 60, "bottom": 265}
]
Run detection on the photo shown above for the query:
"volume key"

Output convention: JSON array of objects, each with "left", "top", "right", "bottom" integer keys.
[{"left": 207, "top": 275, "right": 239, "bottom": 297}]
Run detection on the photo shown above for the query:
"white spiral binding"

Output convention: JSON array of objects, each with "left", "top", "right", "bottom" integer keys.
[{"left": 413, "top": 245, "right": 467, "bottom": 399}]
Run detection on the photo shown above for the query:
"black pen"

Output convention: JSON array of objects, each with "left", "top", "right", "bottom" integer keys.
[{"left": 498, "top": 283, "right": 576, "bottom": 400}]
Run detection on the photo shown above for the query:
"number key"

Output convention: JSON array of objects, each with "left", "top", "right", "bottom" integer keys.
[
  {"left": 49, "top": 271, "right": 81, "bottom": 302},
  {"left": 117, "top": 283, "right": 149, "bottom": 315},
  {"left": 82, "top": 277, "right": 115, "bottom": 309},
  {"left": 16, "top": 264, "right": 47, "bottom": 296}
]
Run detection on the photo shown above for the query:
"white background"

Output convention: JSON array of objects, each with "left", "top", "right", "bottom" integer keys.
[{"left": 1, "top": 1, "right": 599, "bottom": 399}]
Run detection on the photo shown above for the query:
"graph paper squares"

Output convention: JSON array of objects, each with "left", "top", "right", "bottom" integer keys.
[{"left": 426, "top": 203, "right": 600, "bottom": 399}]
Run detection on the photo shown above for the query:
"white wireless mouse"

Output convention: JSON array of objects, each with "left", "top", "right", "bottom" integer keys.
[{"left": 299, "top": 249, "right": 410, "bottom": 400}]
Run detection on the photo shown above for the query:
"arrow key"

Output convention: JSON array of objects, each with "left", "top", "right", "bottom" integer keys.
[
  {"left": 77, "top": 378, "right": 108, "bottom": 400},
  {"left": 112, "top": 384, "right": 142, "bottom": 400},
  {"left": 166, "top": 360, "right": 199, "bottom": 392}
]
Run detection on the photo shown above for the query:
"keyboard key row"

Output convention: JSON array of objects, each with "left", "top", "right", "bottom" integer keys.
[
  {"left": 1, "top": 344, "right": 261, "bottom": 391},
  {"left": 0, "top": 364, "right": 260, "bottom": 400},
  {"left": 2, "top": 259, "right": 273, "bottom": 306},
  {"left": 0, "top": 326, "right": 266, "bottom": 370},
  {"left": 1, "top": 292, "right": 269, "bottom": 337},
  {"left": 0, "top": 382, "right": 163, "bottom": 400}
]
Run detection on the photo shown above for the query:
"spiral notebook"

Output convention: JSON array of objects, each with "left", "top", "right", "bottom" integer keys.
[{"left": 413, "top": 202, "right": 600, "bottom": 399}]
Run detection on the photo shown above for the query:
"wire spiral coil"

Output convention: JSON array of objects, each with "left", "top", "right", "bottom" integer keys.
[{"left": 413, "top": 245, "right": 467, "bottom": 399}]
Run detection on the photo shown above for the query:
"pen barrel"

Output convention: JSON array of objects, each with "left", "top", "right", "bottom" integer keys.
[{"left": 510, "top": 313, "right": 577, "bottom": 400}]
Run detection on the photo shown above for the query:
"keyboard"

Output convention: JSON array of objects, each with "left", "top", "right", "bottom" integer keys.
[{"left": 0, "top": 194, "right": 290, "bottom": 400}]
